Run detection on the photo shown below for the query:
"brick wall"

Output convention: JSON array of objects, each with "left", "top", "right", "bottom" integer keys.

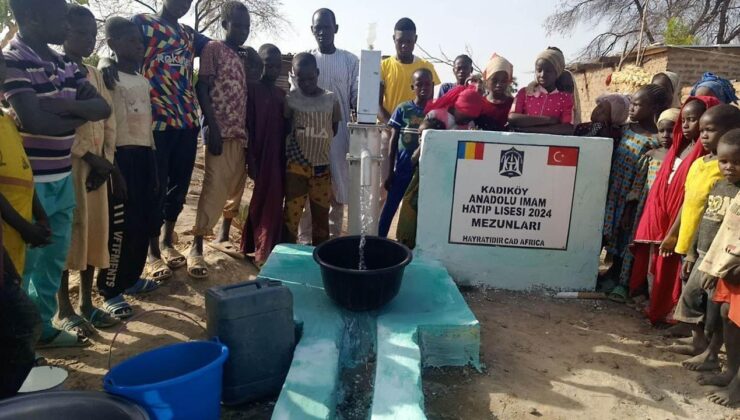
[
  {"left": 571, "top": 53, "right": 668, "bottom": 122},
  {"left": 667, "top": 47, "right": 740, "bottom": 95},
  {"left": 569, "top": 46, "right": 740, "bottom": 122}
]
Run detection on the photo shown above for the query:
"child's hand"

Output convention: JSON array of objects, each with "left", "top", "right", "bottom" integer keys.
[
  {"left": 20, "top": 221, "right": 52, "bottom": 248},
  {"left": 659, "top": 235, "right": 677, "bottom": 257},
  {"left": 99, "top": 58, "right": 120, "bottom": 90},
  {"left": 83, "top": 153, "right": 115, "bottom": 178},
  {"left": 86, "top": 172, "right": 108, "bottom": 192},
  {"left": 76, "top": 83, "right": 99, "bottom": 101},
  {"left": 111, "top": 166, "right": 128, "bottom": 202},
  {"left": 682, "top": 260, "right": 695, "bottom": 279},
  {"left": 701, "top": 273, "right": 718, "bottom": 290},
  {"left": 207, "top": 127, "right": 223, "bottom": 156},
  {"left": 383, "top": 173, "right": 394, "bottom": 192}
]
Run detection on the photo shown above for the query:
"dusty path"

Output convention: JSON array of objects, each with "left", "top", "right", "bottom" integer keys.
[{"left": 46, "top": 151, "right": 740, "bottom": 419}]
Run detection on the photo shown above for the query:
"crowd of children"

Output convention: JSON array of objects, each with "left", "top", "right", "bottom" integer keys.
[{"left": 1, "top": 0, "right": 740, "bottom": 407}]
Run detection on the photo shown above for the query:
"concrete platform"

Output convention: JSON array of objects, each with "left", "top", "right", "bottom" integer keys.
[{"left": 261, "top": 245, "right": 480, "bottom": 420}]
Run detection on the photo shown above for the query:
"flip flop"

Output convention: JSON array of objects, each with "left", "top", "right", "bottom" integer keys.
[
  {"left": 187, "top": 255, "right": 209, "bottom": 280},
  {"left": 608, "top": 285, "right": 628, "bottom": 304},
  {"left": 148, "top": 258, "right": 173, "bottom": 282},
  {"left": 162, "top": 247, "right": 187, "bottom": 269},
  {"left": 207, "top": 241, "right": 244, "bottom": 259},
  {"left": 36, "top": 330, "right": 89, "bottom": 349},
  {"left": 124, "top": 278, "right": 160, "bottom": 296},
  {"left": 102, "top": 295, "right": 134, "bottom": 320},
  {"left": 83, "top": 308, "right": 120, "bottom": 329},
  {"left": 57, "top": 315, "right": 93, "bottom": 339}
]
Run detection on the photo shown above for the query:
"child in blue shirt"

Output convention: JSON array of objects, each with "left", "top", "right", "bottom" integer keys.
[{"left": 379, "top": 68, "right": 434, "bottom": 238}]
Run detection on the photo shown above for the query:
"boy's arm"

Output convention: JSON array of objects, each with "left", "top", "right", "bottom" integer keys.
[
  {"left": 196, "top": 42, "right": 222, "bottom": 156},
  {"left": 385, "top": 127, "right": 401, "bottom": 190},
  {"left": 196, "top": 76, "right": 222, "bottom": 155},
  {"left": 7, "top": 93, "right": 87, "bottom": 136},
  {"left": 0, "top": 192, "right": 50, "bottom": 247},
  {"left": 350, "top": 55, "right": 359, "bottom": 112},
  {"left": 331, "top": 99, "right": 341, "bottom": 137},
  {"left": 660, "top": 208, "right": 683, "bottom": 257},
  {"left": 378, "top": 83, "right": 391, "bottom": 123}
]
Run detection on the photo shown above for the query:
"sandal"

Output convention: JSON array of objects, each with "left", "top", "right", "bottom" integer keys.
[
  {"left": 83, "top": 308, "right": 120, "bottom": 329},
  {"left": 148, "top": 258, "right": 173, "bottom": 282},
  {"left": 124, "top": 278, "right": 160, "bottom": 296},
  {"left": 162, "top": 247, "right": 187, "bottom": 269},
  {"left": 57, "top": 315, "right": 94, "bottom": 339},
  {"left": 102, "top": 295, "right": 134, "bottom": 320},
  {"left": 36, "top": 329, "right": 89, "bottom": 349},
  {"left": 608, "top": 285, "right": 629, "bottom": 304},
  {"left": 207, "top": 241, "right": 244, "bottom": 259},
  {"left": 187, "top": 255, "right": 209, "bottom": 279}
]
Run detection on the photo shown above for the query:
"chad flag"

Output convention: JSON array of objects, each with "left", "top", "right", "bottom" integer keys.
[
  {"left": 547, "top": 146, "right": 579, "bottom": 167},
  {"left": 457, "top": 142, "right": 485, "bottom": 160}
]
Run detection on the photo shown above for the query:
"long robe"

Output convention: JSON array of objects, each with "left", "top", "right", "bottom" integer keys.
[{"left": 241, "top": 81, "right": 286, "bottom": 263}]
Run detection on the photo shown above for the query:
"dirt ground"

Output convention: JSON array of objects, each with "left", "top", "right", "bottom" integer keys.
[{"left": 46, "top": 152, "right": 740, "bottom": 419}]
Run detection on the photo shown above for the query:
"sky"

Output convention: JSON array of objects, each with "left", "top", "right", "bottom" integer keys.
[{"left": 245, "top": 0, "right": 604, "bottom": 86}]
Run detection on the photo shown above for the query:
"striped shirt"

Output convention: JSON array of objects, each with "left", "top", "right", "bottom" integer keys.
[
  {"left": 289, "top": 49, "right": 358, "bottom": 202},
  {"left": 2, "top": 35, "right": 86, "bottom": 183},
  {"left": 285, "top": 89, "right": 341, "bottom": 167}
]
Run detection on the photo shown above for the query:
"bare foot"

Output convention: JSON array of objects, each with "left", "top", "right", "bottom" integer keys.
[
  {"left": 661, "top": 323, "right": 692, "bottom": 338},
  {"left": 698, "top": 370, "right": 736, "bottom": 387},
  {"left": 683, "top": 350, "right": 721, "bottom": 371},
  {"left": 708, "top": 377, "right": 740, "bottom": 407},
  {"left": 668, "top": 343, "right": 703, "bottom": 356}
]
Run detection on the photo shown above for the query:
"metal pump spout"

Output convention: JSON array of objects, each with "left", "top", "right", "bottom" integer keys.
[{"left": 360, "top": 150, "right": 372, "bottom": 187}]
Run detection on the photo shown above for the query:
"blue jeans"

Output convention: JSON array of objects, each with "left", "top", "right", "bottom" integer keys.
[
  {"left": 378, "top": 168, "right": 413, "bottom": 238},
  {"left": 22, "top": 176, "right": 75, "bottom": 340}
]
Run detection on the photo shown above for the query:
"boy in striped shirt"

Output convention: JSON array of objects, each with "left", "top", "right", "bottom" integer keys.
[
  {"left": 3, "top": 0, "right": 111, "bottom": 348},
  {"left": 283, "top": 53, "right": 341, "bottom": 245}
]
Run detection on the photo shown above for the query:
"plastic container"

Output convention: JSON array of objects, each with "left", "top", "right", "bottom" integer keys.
[
  {"left": 206, "top": 279, "right": 295, "bottom": 405},
  {"left": 104, "top": 340, "right": 228, "bottom": 420},
  {"left": 0, "top": 391, "right": 149, "bottom": 420},
  {"left": 18, "top": 366, "right": 68, "bottom": 393},
  {"left": 314, "top": 235, "right": 413, "bottom": 311}
]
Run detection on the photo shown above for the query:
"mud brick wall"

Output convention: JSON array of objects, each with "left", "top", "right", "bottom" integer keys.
[{"left": 570, "top": 46, "right": 740, "bottom": 122}]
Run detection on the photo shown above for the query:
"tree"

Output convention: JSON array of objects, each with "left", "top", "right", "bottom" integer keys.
[
  {"left": 87, "top": 0, "right": 284, "bottom": 37},
  {"left": 545, "top": 0, "right": 740, "bottom": 59}
]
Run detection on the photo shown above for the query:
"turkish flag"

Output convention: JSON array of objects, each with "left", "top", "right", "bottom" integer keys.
[{"left": 547, "top": 146, "right": 579, "bottom": 167}]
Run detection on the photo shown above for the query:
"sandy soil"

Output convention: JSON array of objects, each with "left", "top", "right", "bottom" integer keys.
[{"left": 46, "top": 151, "right": 740, "bottom": 419}]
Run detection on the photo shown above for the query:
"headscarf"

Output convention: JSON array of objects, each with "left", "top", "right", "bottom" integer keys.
[
  {"left": 657, "top": 71, "right": 680, "bottom": 91},
  {"left": 691, "top": 72, "right": 739, "bottom": 104},
  {"left": 424, "top": 85, "right": 485, "bottom": 120},
  {"left": 634, "top": 95, "right": 722, "bottom": 244},
  {"left": 483, "top": 54, "right": 513, "bottom": 82},
  {"left": 536, "top": 48, "right": 565, "bottom": 78},
  {"left": 658, "top": 108, "right": 680, "bottom": 123},
  {"left": 596, "top": 93, "right": 631, "bottom": 126}
]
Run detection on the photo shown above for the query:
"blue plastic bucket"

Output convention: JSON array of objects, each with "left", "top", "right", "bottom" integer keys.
[{"left": 104, "top": 340, "right": 228, "bottom": 420}]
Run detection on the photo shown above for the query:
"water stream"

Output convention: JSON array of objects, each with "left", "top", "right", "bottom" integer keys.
[{"left": 358, "top": 184, "right": 373, "bottom": 270}]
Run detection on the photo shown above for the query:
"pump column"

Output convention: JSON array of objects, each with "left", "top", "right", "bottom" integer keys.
[{"left": 347, "top": 49, "right": 384, "bottom": 235}]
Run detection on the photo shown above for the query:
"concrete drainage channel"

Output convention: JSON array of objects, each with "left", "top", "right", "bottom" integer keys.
[
  {"left": 335, "top": 314, "right": 376, "bottom": 419},
  {"left": 262, "top": 245, "right": 481, "bottom": 420}
]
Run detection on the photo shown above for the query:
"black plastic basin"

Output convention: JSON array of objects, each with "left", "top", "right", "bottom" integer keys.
[
  {"left": 313, "top": 236, "right": 412, "bottom": 311},
  {"left": 0, "top": 391, "right": 149, "bottom": 419}
]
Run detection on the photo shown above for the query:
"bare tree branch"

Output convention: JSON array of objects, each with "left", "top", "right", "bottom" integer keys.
[{"left": 546, "top": 0, "right": 740, "bottom": 59}]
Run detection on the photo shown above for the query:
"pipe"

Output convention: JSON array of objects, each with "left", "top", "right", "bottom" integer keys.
[{"left": 360, "top": 149, "right": 372, "bottom": 187}]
